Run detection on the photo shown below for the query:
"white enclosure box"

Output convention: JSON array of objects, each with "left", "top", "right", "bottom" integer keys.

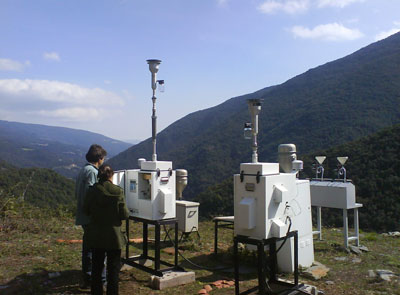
[
  {"left": 113, "top": 160, "right": 176, "bottom": 220},
  {"left": 240, "top": 162, "right": 279, "bottom": 176},
  {"left": 310, "top": 181, "right": 356, "bottom": 209},
  {"left": 176, "top": 201, "right": 199, "bottom": 233},
  {"left": 234, "top": 163, "right": 314, "bottom": 271}
]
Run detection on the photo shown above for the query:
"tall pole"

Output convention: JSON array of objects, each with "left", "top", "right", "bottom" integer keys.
[
  {"left": 247, "top": 99, "right": 262, "bottom": 163},
  {"left": 147, "top": 59, "right": 161, "bottom": 162}
]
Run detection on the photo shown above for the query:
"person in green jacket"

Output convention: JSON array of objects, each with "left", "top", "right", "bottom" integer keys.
[
  {"left": 83, "top": 164, "right": 129, "bottom": 295},
  {"left": 75, "top": 144, "right": 107, "bottom": 288}
]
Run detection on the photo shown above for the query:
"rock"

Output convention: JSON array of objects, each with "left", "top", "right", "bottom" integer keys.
[
  {"left": 349, "top": 245, "right": 362, "bottom": 255},
  {"left": 359, "top": 245, "right": 369, "bottom": 252},
  {"left": 325, "top": 281, "right": 334, "bottom": 285},
  {"left": 368, "top": 270, "right": 376, "bottom": 278},
  {"left": 376, "top": 270, "right": 395, "bottom": 282},
  {"left": 302, "top": 262, "right": 330, "bottom": 280},
  {"left": 388, "top": 231, "right": 400, "bottom": 237},
  {"left": 352, "top": 258, "right": 362, "bottom": 263},
  {"left": 198, "top": 289, "right": 207, "bottom": 294},
  {"left": 334, "top": 257, "right": 347, "bottom": 261},
  {"left": 204, "top": 285, "right": 212, "bottom": 292}
]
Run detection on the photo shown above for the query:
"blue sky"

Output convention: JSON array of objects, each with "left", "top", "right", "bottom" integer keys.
[{"left": 1, "top": 0, "right": 399, "bottom": 142}]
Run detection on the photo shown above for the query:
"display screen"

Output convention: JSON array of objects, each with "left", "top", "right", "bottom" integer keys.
[{"left": 130, "top": 180, "right": 137, "bottom": 192}]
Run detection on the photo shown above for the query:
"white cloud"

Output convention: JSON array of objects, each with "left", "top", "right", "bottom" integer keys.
[
  {"left": 258, "top": 0, "right": 310, "bottom": 14},
  {"left": 0, "top": 79, "right": 124, "bottom": 122},
  {"left": 34, "top": 107, "right": 103, "bottom": 121},
  {"left": 291, "top": 23, "right": 363, "bottom": 41},
  {"left": 0, "top": 58, "right": 30, "bottom": 72},
  {"left": 43, "top": 52, "right": 60, "bottom": 62},
  {"left": 217, "top": 0, "right": 228, "bottom": 5},
  {"left": 375, "top": 28, "right": 400, "bottom": 41},
  {"left": 0, "top": 79, "right": 123, "bottom": 106},
  {"left": 317, "top": 0, "right": 365, "bottom": 8}
]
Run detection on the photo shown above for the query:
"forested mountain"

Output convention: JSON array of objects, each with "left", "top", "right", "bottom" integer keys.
[
  {"left": 195, "top": 124, "right": 400, "bottom": 232},
  {"left": 109, "top": 32, "right": 400, "bottom": 198},
  {"left": 0, "top": 120, "right": 131, "bottom": 178},
  {"left": 0, "top": 161, "right": 75, "bottom": 210}
]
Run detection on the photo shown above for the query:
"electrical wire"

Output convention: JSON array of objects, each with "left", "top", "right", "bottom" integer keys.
[
  {"left": 276, "top": 215, "right": 292, "bottom": 254},
  {"left": 162, "top": 225, "right": 232, "bottom": 271}
]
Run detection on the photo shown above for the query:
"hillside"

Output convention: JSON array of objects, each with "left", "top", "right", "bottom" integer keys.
[
  {"left": 0, "top": 120, "right": 131, "bottom": 178},
  {"left": 1, "top": 205, "right": 399, "bottom": 295},
  {"left": 0, "top": 161, "right": 75, "bottom": 210},
  {"left": 195, "top": 124, "right": 400, "bottom": 232},
  {"left": 109, "top": 32, "right": 400, "bottom": 199}
]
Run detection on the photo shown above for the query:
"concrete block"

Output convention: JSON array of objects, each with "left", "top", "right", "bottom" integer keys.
[{"left": 149, "top": 271, "right": 195, "bottom": 290}]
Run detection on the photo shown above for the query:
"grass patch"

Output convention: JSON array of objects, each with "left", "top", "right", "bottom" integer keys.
[{"left": 1, "top": 203, "right": 399, "bottom": 294}]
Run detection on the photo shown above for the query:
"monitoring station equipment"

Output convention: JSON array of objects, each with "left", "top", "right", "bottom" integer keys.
[
  {"left": 112, "top": 60, "right": 187, "bottom": 279},
  {"left": 113, "top": 59, "right": 177, "bottom": 221},
  {"left": 233, "top": 99, "right": 314, "bottom": 273},
  {"left": 310, "top": 156, "right": 363, "bottom": 248}
]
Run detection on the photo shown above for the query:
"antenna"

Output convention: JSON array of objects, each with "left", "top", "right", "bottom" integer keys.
[
  {"left": 147, "top": 59, "right": 162, "bottom": 162},
  {"left": 246, "top": 99, "right": 262, "bottom": 163}
]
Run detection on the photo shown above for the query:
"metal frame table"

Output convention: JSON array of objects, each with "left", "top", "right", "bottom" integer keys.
[
  {"left": 122, "top": 216, "right": 184, "bottom": 277},
  {"left": 234, "top": 231, "right": 301, "bottom": 295}
]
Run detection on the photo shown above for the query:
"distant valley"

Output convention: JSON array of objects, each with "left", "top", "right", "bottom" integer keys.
[{"left": 0, "top": 120, "right": 131, "bottom": 178}]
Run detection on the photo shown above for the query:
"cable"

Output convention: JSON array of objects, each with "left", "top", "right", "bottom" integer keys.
[
  {"left": 276, "top": 215, "right": 292, "bottom": 254},
  {"left": 162, "top": 225, "right": 232, "bottom": 271}
]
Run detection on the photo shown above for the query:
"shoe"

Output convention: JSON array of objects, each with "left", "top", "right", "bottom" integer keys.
[
  {"left": 79, "top": 281, "right": 90, "bottom": 289},
  {"left": 79, "top": 279, "right": 91, "bottom": 289}
]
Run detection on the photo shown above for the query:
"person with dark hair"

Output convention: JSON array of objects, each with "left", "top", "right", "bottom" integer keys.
[
  {"left": 75, "top": 144, "right": 107, "bottom": 288},
  {"left": 83, "top": 164, "right": 129, "bottom": 295}
]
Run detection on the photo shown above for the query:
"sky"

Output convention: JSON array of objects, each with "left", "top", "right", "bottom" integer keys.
[{"left": 1, "top": 0, "right": 399, "bottom": 142}]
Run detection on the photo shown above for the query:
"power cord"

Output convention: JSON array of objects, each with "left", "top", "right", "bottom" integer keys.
[{"left": 162, "top": 225, "right": 232, "bottom": 271}]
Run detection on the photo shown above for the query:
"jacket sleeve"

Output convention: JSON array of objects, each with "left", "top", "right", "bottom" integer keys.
[{"left": 118, "top": 190, "right": 129, "bottom": 220}]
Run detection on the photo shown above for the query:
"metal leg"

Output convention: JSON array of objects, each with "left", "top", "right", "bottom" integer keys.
[
  {"left": 270, "top": 240, "right": 277, "bottom": 282},
  {"left": 214, "top": 220, "right": 218, "bottom": 255},
  {"left": 354, "top": 208, "right": 360, "bottom": 246},
  {"left": 234, "top": 237, "right": 239, "bottom": 295},
  {"left": 155, "top": 223, "right": 160, "bottom": 271},
  {"left": 294, "top": 232, "right": 299, "bottom": 286},
  {"left": 343, "top": 209, "right": 348, "bottom": 248},
  {"left": 317, "top": 206, "right": 322, "bottom": 240},
  {"left": 143, "top": 222, "right": 148, "bottom": 257},
  {"left": 174, "top": 221, "right": 179, "bottom": 267},
  {"left": 257, "top": 241, "right": 266, "bottom": 294}
]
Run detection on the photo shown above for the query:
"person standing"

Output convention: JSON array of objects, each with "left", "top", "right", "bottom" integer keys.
[
  {"left": 83, "top": 164, "right": 129, "bottom": 295},
  {"left": 75, "top": 144, "right": 107, "bottom": 288}
]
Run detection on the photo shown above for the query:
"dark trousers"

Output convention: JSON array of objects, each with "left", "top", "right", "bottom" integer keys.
[
  {"left": 82, "top": 225, "right": 92, "bottom": 282},
  {"left": 92, "top": 248, "right": 121, "bottom": 295},
  {"left": 82, "top": 226, "right": 106, "bottom": 283}
]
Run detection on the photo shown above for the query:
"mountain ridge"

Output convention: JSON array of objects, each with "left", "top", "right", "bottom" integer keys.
[
  {"left": 0, "top": 120, "right": 132, "bottom": 178},
  {"left": 109, "top": 32, "right": 400, "bottom": 198}
]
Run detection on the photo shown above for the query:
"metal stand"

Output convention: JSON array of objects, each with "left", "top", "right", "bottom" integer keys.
[
  {"left": 312, "top": 204, "right": 362, "bottom": 248},
  {"left": 122, "top": 216, "right": 184, "bottom": 277},
  {"left": 234, "top": 231, "right": 301, "bottom": 295},
  {"left": 213, "top": 216, "right": 234, "bottom": 255}
]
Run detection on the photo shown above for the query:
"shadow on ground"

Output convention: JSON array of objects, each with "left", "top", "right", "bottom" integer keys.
[{"left": 1, "top": 268, "right": 89, "bottom": 295}]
